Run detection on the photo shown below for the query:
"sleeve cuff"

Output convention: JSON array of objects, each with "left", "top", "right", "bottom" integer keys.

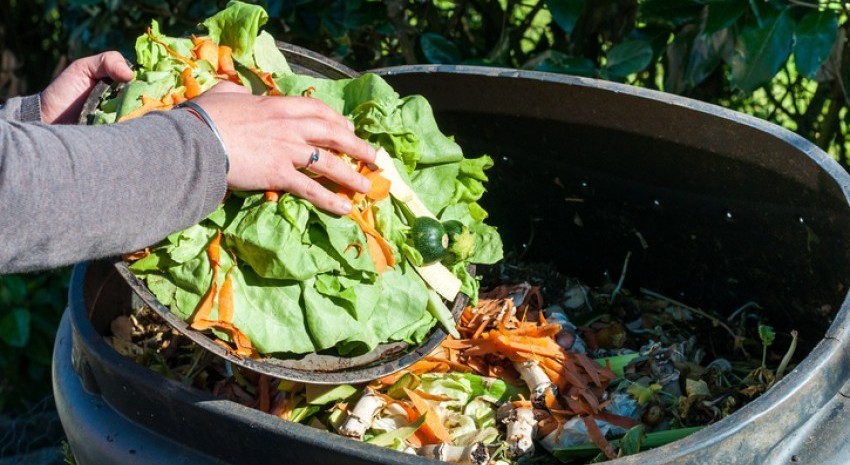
[
  {"left": 0, "top": 94, "right": 41, "bottom": 122},
  {"left": 19, "top": 95, "right": 43, "bottom": 123},
  {"left": 167, "top": 110, "right": 229, "bottom": 217}
]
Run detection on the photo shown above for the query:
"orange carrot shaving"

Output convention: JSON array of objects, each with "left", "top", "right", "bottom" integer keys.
[
  {"left": 422, "top": 356, "right": 473, "bottom": 373},
  {"left": 188, "top": 232, "right": 256, "bottom": 358},
  {"left": 118, "top": 94, "right": 172, "bottom": 122},
  {"left": 303, "top": 86, "right": 316, "bottom": 97},
  {"left": 394, "top": 398, "right": 421, "bottom": 423},
  {"left": 410, "top": 390, "right": 455, "bottom": 402},
  {"left": 264, "top": 191, "right": 280, "bottom": 202},
  {"left": 193, "top": 321, "right": 255, "bottom": 357},
  {"left": 217, "top": 268, "right": 235, "bottom": 323},
  {"left": 377, "top": 372, "right": 406, "bottom": 386},
  {"left": 123, "top": 248, "right": 150, "bottom": 262},
  {"left": 365, "top": 234, "right": 389, "bottom": 273},
  {"left": 171, "top": 92, "right": 187, "bottom": 105},
  {"left": 180, "top": 66, "right": 202, "bottom": 99},
  {"left": 217, "top": 45, "right": 240, "bottom": 83},
  {"left": 192, "top": 36, "right": 219, "bottom": 69},
  {"left": 404, "top": 388, "right": 453, "bottom": 444},
  {"left": 344, "top": 242, "right": 365, "bottom": 259},
  {"left": 347, "top": 207, "right": 395, "bottom": 272},
  {"left": 190, "top": 231, "right": 222, "bottom": 324},
  {"left": 147, "top": 28, "right": 196, "bottom": 68},
  {"left": 191, "top": 280, "right": 218, "bottom": 325},
  {"left": 360, "top": 167, "right": 391, "bottom": 201},
  {"left": 208, "top": 230, "right": 222, "bottom": 267},
  {"left": 248, "top": 66, "right": 282, "bottom": 96},
  {"left": 407, "top": 433, "right": 424, "bottom": 449},
  {"left": 512, "top": 322, "right": 562, "bottom": 338},
  {"left": 408, "top": 360, "right": 451, "bottom": 375},
  {"left": 472, "top": 318, "right": 492, "bottom": 339}
]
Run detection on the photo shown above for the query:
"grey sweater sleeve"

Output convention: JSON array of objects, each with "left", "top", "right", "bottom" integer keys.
[
  {"left": 0, "top": 95, "right": 43, "bottom": 122},
  {"left": 0, "top": 109, "right": 227, "bottom": 273}
]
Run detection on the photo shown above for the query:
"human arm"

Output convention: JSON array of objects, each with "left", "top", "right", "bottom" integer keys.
[
  {"left": 0, "top": 111, "right": 227, "bottom": 273},
  {"left": 0, "top": 55, "right": 375, "bottom": 274}
]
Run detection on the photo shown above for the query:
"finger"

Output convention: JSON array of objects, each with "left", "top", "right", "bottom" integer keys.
[
  {"left": 277, "top": 167, "right": 353, "bottom": 215},
  {"left": 296, "top": 117, "right": 376, "bottom": 163},
  {"left": 298, "top": 146, "right": 371, "bottom": 194},
  {"left": 90, "top": 51, "right": 135, "bottom": 82},
  {"left": 206, "top": 80, "right": 250, "bottom": 95},
  {"left": 273, "top": 96, "right": 355, "bottom": 131}
]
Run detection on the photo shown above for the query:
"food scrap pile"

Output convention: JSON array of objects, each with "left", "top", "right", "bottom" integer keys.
[{"left": 110, "top": 265, "right": 799, "bottom": 464}]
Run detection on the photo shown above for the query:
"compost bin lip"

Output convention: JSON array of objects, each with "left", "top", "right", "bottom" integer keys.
[{"left": 55, "top": 62, "right": 850, "bottom": 465}]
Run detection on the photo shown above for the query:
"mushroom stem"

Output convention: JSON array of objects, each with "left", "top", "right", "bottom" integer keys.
[
  {"left": 338, "top": 387, "right": 386, "bottom": 439},
  {"left": 515, "top": 360, "right": 558, "bottom": 407},
  {"left": 418, "top": 443, "right": 490, "bottom": 465}
]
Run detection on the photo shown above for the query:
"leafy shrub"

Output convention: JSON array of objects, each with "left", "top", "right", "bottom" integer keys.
[{"left": 0, "top": 271, "right": 69, "bottom": 413}]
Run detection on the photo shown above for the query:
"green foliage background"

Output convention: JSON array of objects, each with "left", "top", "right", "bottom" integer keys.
[{"left": 1, "top": 0, "right": 848, "bottom": 413}]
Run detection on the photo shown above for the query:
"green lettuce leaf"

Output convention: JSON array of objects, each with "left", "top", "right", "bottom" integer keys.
[
  {"left": 134, "top": 20, "right": 193, "bottom": 72},
  {"left": 253, "top": 31, "right": 292, "bottom": 76},
  {"left": 224, "top": 196, "right": 339, "bottom": 280},
  {"left": 469, "top": 222, "right": 503, "bottom": 265},
  {"left": 410, "top": 162, "right": 460, "bottom": 216},
  {"left": 202, "top": 0, "right": 268, "bottom": 62},
  {"left": 229, "top": 266, "right": 315, "bottom": 354}
]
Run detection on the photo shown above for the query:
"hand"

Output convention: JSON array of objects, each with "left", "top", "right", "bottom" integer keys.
[
  {"left": 41, "top": 52, "right": 134, "bottom": 125},
  {"left": 191, "top": 88, "right": 377, "bottom": 215}
]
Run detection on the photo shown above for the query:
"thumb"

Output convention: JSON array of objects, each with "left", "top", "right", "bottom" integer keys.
[{"left": 84, "top": 51, "right": 135, "bottom": 83}]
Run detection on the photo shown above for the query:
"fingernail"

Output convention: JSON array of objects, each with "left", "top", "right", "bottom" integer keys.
[
  {"left": 338, "top": 200, "right": 353, "bottom": 214},
  {"left": 347, "top": 120, "right": 355, "bottom": 131},
  {"left": 360, "top": 177, "right": 372, "bottom": 193},
  {"left": 370, "top": 146, "right": 378, "bottom": 158}
]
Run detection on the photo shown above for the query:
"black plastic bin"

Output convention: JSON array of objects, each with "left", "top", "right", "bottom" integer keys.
[{"left": 54, "top": 60, "right": 850, "bottom": 464}]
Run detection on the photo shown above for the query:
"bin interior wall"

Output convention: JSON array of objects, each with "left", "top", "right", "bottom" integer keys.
[{"left": 382, "top": 70, "right": 850, "bottom": 343}]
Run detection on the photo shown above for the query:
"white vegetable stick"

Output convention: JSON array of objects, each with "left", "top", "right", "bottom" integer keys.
[
  {"left": 338, "top": 387, "right": 386, "bottom": 439},
  {"left": 373, "top": 148, "right": 461, "bottom": 301},
  {"left": 417, "top": 262, "right": 461, "bottom": 302},
  {"left": 418, "top": 443, "right": 490, "bottom": 465},
  {"left": 514, "top": 360, "right": 558, "bottom": 407},
  {"left": 499, "top": 405, "right": 537, "bottom": 459},
  {"left": 374, "top": 148, "right": 435, "bottom": 220}
]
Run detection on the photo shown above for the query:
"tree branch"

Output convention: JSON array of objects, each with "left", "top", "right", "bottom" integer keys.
[{"left": 386, "top": 0, "right": 419, "bottom": 65}]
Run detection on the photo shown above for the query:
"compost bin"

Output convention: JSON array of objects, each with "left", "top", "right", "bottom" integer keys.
[{"left": 53, "top": 45, "right": 850, "bottom": 465}]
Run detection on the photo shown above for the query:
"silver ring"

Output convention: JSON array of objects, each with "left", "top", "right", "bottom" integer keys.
[{"left": 306, "top": 148, "right": 320, "bottom": 168}]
